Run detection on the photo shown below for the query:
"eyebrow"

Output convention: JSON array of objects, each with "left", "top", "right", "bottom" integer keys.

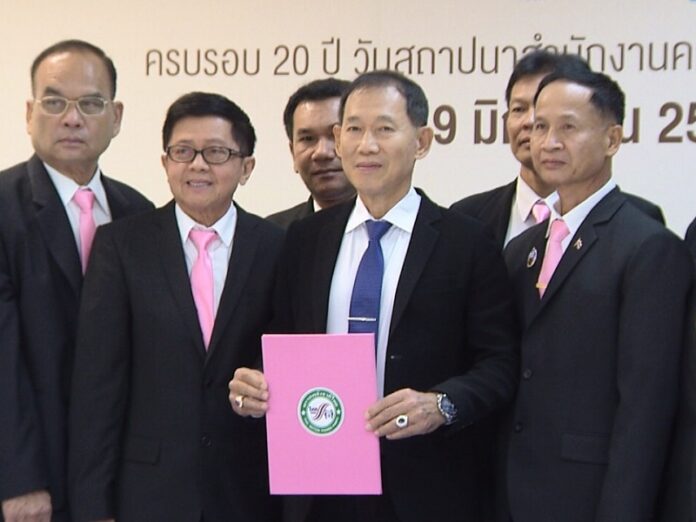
[{"left": 41, "top": 86, "right": 104, "bottom": 98}]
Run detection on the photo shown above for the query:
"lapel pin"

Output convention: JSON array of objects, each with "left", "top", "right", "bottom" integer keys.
[
  {"left": 573, "top": 238, "right": 583, "bottom": 250},
  {"left": 527, "top": 247, "right": 538, "bottom": 268}
]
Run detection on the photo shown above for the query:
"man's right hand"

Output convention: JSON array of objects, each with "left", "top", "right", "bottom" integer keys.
[
  {"left": 228, "top": 367, "right": 269, "bottom": 418},
  {"left": 2, "top": 490, "right": 51, "bottom": 522}
]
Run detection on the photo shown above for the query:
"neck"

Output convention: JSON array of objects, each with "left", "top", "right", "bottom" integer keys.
[
  {"left": 315, "top": 188, "right": 357, "bottom": 210},
  {"left": 557, "top": 170, "right": 611, "bottom": 215},
  {"left": 519, "top": 166, "right": 554, "bottom": 198},
  {"left": 47, "top": 160, "right": 98, "bottom": 186}
]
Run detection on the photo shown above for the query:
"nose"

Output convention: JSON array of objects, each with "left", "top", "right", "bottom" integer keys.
[
  {"left": 357, "top": 130, "right": 379, "bottom": 154},
  {"left": 312, "top": 136, "right": 335, "bottom": 160},
  {"left": 540, "top": 128, "right": 562, "bottom": 151},
  {"left": 189, "top": 150, "right": 210, "bottom": 170},
  {"left": 522, "top": 108, "right": 534, "bottom": 130},
  {"left": 61, "top": 101, "right": 84, "bottom": 127}
]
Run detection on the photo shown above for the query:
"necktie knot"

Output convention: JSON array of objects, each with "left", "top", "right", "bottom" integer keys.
[
  {"left": 189, "top": 229, "right": 217, "bottom": 252},
  {"left": 73, "top": 188, "right": 95, "bottom": 212},
  {"left": 531, "top": 200, "right": 550, "bottom": 224},
  {"left": 365, "top": 220, "right": 391, "bottom": 241},
  {"left": 548, "top": 218, "right": 570, "bottom": 243}
]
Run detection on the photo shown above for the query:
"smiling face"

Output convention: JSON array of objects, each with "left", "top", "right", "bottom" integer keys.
[
  {"left": 334, "top": 85, "right": 432, "bottom": 218},
  {"left": 530, "top": 80, "right": 622, "bottom": 213},
  {"left": 290, "top": 97, "right": 354, "bottom": 208},
  {"left": 163, "top": 116, "right": 255, "bottom": 226},
  {"left": 26, "top": 50, "right": 123, "bottom": 185}
]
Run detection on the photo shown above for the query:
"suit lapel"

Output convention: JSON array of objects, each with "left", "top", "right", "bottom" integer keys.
[
  {"left": 102, "top": 174, "right": 130, "bottom": 219},
  {"left": 529, "top": 188, "right": 624, "bottom": 323},
  {"left": 28, "top": 156, "right": 82, "bottom": 297},
  {"left": 156, "top": 202, "right": 207, "bottom": 359},
  {"left": 206, "top": 206, "right": 259, "bottom": 360},
  {"left": 312, "top": 204, "right": 352, "bottom": 331},
  {"left": 389, "top": 195, "right": 441, "bottom": 337},
  {"left": 490, "top": 181, "right": 516, "bottom": 247}
]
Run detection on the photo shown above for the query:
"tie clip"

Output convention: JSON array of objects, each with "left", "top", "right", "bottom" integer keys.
[{"left": 348, "top": 316, "right": 377, "bottom": 322}]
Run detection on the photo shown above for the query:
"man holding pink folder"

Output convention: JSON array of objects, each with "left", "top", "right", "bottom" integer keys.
[{"left": 230, "top": 70, "right": 518, "bottom": 522}]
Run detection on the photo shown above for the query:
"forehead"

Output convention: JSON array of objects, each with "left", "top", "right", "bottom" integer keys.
[
  {"left": 33, "top": 50, "right": 110, "bottom": 91},
  {"left": 535, "top": 81, "right": 598, "bottom": 118},
  {"left": 169, "top": 116, "right": 236, "bottom": 143},
  {"left": 293, "top": 98, "right": 340, "bottom": 129},
  {"left": 343, "top": 85, "right": 408, "bottom": 120},
  {"left": 509, "top": 73, "right": 547, "bottom": 102}
]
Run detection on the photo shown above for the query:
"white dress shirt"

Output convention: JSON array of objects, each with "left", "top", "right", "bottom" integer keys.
[
  {"left": 504, "top": 175, "right": 559, "bottom": 247},
  {"left": 44, "top": 163, "right": 112, "bottom": 256},
  {"left": 175, "top": 203, "right": 237, "bottom": 316},
  {"left": 327, "top": 187, "right": 421, "bottom": 397}
]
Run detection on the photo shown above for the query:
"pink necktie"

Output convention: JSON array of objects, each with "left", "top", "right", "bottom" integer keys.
[
  {"left": 536, "top": 218, "right": 570, "bottom": 298},
  {"left": 189, "top": 229, "right": 217, "bottom": 349},
  {"left": 73, "top": 188, "right": 96, "bottom": 273},
  {"left": 531, "top": 200, "right": 551, "bottom": 224}
]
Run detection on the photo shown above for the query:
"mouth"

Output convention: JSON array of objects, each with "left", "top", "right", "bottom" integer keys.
[
  {"left": 311, "top": 167, "right": 343, "bottom": 177},
  {"left": 57, "top": 137, "right": 85, "bottom": 146},
  {"left": 186, "top": 180, "right": 213, "bottom": 188},
  {"left": 355, "top": 161, "right": 382, "bottom": 172},
  {"left": 540, "top": 158, "right": 565, "bottom": 169}
]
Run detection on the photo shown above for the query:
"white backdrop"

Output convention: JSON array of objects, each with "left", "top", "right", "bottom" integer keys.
[{"left": 1, "top": 0, "right": 694, "bottom": 233}]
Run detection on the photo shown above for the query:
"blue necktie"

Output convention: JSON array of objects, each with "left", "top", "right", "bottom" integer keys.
[{"left": 348, "top": 220, "right": 392, "bottom": 339}]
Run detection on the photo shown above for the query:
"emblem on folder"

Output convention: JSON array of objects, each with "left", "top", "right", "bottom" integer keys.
[{"left": 298, "top": 387, "right": 344, "bottom": 436}]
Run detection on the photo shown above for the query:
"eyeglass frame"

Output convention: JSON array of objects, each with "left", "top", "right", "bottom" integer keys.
[
  {"left": 165, "top": 144, "right": 246, "bottom": 165},
  {"left": 34, "top": 95, "right": 112, "bottom": 117}
]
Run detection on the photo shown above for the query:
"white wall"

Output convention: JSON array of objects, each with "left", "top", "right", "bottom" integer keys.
[{"left": 1, "top": 0, "right": 694, "bottom": 233}]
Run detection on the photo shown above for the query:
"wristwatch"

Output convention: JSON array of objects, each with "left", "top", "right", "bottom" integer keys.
[{"left": 436, "top": 393, "right": 457, "bottom": 425}]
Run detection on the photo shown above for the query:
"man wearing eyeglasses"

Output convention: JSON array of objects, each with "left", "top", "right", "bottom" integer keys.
[
  {"left": 69, "top": 92, "right": 282, "bottom": 522},
  {"left": 0, "top": 40, "right": 152, "bottom": 522}
]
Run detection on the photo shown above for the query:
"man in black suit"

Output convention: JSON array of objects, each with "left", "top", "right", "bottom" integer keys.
[
  {"left": 69, "top": 93, "right": 282, "bottom": 521},
  {"left": 230, "top": 71, "right": 518, "bottom": 522},
  {"left": 451, "top": 51, "right": 663, "bottom": 248},
  {"left": 266, "top": 78, "right": 355, "bottom": 229},
  {"left": 501, "top": 67, "right": 692, "bottom": 521},
  {"left": 0, "top": 40, "right": 152, "bottom": 522}
]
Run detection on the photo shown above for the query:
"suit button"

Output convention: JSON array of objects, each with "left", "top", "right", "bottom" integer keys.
[
  {"left": 514, "top": 422, "right": 523, "bottom": 433},
  {"left": 522, "top": 369, "right": 533, "bottom": 380},
  {"left": 201, "top": 435, "right": 212, "bottom": 447},
  {"left": 204, "top": 378, "right": 213, "bottom": 388}
]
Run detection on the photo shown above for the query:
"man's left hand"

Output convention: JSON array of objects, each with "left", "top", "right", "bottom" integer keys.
[{"left": 365, "top": 388, "right": 445, "bottom": 440}]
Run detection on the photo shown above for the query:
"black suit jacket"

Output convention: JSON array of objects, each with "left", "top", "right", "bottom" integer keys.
[
  {"left": 656, "top": 216, "right": 696, "bottom": 522},
  {"left": 502, "top": 188, "right": 692, "bottom": 522},
  {"left": 69, "top": 202, "right": 283, "bottom": 522},
  {"left": 0, "top": 155, "right": 152, "bottom": 520},
  {"left": 266, "top": 197, "right": 314, "bottom": 230},
  {"left": 450, "top": 179, "right": 665, "bottom": 249},
  {"left": 275, "top": 191, "right": 518, "bottom": 522}
]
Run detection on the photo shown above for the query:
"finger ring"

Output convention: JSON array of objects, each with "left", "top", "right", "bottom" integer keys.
[
  {"left": 395, "top": 414, "right": 409, "bottom": 429},
  {"left": 235, "top": 395, "right": 245, "bottom": 409}
]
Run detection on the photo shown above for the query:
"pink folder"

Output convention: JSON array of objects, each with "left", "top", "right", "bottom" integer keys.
[{"left": 262, "top": 333, "right": 382, "bottom": 494}]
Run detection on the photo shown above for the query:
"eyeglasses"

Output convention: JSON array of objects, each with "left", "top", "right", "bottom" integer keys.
[
  {"left": 165, "top": 145, "right": 245, "bottom": 165},
  {"left": 35, "top": 95, "right": 111, "bottom": 116}
]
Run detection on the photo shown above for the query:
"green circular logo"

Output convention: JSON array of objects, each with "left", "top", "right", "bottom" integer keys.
[{"left": 298, "top": 387, "right": 344, "bottom": 436}]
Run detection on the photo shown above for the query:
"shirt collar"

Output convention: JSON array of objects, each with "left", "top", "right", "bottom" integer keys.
[
  {"left": 515, "top": 175, "right": 559, "bottom": 222},
  {"left": 547, "top": 178, "right": 617, "bottom": 238},
  {"left": 44, "top": 162, "right": 109, "bottom": 213},
  {"left": 345, "top": 187, "right": 421, "bottom": 234},
  {"left": 175, "top": 202, "right": 237, "bottom": 248}
]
